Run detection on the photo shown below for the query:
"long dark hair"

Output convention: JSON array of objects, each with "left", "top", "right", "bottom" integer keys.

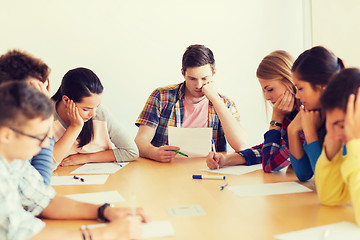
[
  {"left": 52, "top": 67, "right": 103, "bottom": 148},
  {"left": 292, "top": 46, "right": 344, "bottom": 88}
]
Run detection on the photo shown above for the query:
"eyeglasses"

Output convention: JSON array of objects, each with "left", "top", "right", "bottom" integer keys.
[{"left": 10, "top": 127, "right": 49, "bottom": 144}]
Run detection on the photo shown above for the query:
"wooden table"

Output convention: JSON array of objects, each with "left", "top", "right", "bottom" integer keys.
[{"left": 45, "top": 156, "right": 355, "bottom": 239}]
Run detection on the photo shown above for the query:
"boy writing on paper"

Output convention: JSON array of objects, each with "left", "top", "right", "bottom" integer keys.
[
  {"left": 315, "top": 68, "right": 360, "bottom": 225},
  {"left": 0, "top": 81, "right": 149, "bottom": 240},
  {"left": 135, "top": 44, "right": 247, "bottom": 162}
]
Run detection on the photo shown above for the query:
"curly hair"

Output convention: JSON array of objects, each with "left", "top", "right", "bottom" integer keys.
[{"left": 0, "top": 49, "right": 50, "bottom": 88}]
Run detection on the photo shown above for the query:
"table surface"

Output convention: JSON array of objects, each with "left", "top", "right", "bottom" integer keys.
[{"left": 45, "top": 156, "right": 355, "bottom": 240}]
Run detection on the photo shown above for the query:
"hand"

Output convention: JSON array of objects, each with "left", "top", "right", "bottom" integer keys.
[
  {"left": 102, "top": 216, "right": 142, "bottom": 240},
  {"left": 301, "top": 107, "right": 324, "bottom": 141},
  {"left": 345, "top": 89, "right": 360, "bottom": 141},
  {"left": 287, "top": 111, "right": 302, "bottom": 134},
  {"left": 105, "top": 207, "right": 151, "bottom": 223},
  {"left": 155, "top": 145, "right": 180, "bottom": 163},
  {"left": 206, "top": 152, "right": 225, "bottom": 169},
  {"left": 272, "top": 91, "right": 295, "bottom": 120},
  {"left": 201, "top": 81, "right": 219, "bottom": 103},
  {"left": 323, "top": 133, "right": 342, "bottom": 160},
  {"left": 65, "top": 99, "right": 84, "bottom": 128},
  {"left": 29, "top": 79, "right": 50, "bottom": 98},
  {"left": 60, "top": 153, "right": 89, "bottom": 166}
]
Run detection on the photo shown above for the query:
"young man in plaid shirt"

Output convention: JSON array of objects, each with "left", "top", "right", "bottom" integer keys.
[{"left": 135, "top": 44, "right": 247, "bottom": 162}]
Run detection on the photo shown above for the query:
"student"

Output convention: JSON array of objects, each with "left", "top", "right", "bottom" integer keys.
[
  {"left": 206, "top": 50, "right": 299, "bottom": 172},
  {"left": 0, "top": 82, "right": 149, "bottom": 240},
  {"left": 135, "top": 44, "right": 248, "bottom": 162},
  {"left": 0, "top": 49, "right": 53, "bottom": 185},
  {"left": 315, "top": 68, "right": 360, "bottom": 225},
  {"left": 52, "top": 67, "right": 138, "bottom": 166},
  {"left": 287, "top": 46, "right": 344, "bottom": 181}
]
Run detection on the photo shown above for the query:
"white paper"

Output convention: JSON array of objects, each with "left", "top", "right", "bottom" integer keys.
[
  {"left": 65, "top": 191, "right": 125, "bottom": 204},
  {"left": 85, "top": 220, "right": 175, "bottom": 239},
  {"left": 275, "top": 221, "right": 360, "bottom": 240},
  {"left": 167, "top": 205, "right": 206, "bottom": 217},
  {"left": 168, "top": 126, "right": 212, "bottom": 157},
  {"left": 201, "top": 164, "right": 262, "bottom": 175},
  {"left": 50, "top": 175, "right": 109, "bottom": 185},
  {"left": 227, "top": 181, "right": 312, "bottom": 197},
  {"left": 141, "top": 220, "right": 175, "bottom": 239},
  {"left": 70, "top": 162, "right": 129, "bottom": 175}
]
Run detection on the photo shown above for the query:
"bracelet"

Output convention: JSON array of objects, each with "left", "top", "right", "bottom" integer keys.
[{"left": 97, "top": 203, "right": 113, "bottom": 222}]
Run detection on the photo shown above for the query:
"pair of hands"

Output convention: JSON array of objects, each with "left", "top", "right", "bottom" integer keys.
[
  {"left": 102, "top": 207, "right": 150, "bottom": 240},
  {"left": 288, "top": 105, "right": 324, "bottom": 140}
]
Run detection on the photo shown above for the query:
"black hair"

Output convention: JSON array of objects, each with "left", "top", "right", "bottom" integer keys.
[
  {"left": 52, "top": 67, "right": 103, "bottom": 148},
  {"left": 182, "top": 44, "right": 215, "bottom": 74},
  {"left": 292, "top": 46, "right": 344, "bottom": 88},
  {"left": 321, "top": 68, "right": 360, "bottom": 112}
]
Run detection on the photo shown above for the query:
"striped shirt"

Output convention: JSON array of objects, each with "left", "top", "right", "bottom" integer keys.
[{"left": 135, "top": 82, "right": 241, "bottom": 152}]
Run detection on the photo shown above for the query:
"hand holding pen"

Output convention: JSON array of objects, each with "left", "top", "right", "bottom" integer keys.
[{"left": 156, "top": 145, "right": 181, "bottom": 163}]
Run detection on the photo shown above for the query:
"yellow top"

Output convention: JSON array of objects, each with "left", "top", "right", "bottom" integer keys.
[{"left": 315, "top": 139, "right": 360, "bottom": 225}]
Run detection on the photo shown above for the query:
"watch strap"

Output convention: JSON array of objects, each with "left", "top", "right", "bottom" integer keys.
[{"left": 97, "top": 203, "right": 111, "bottom": 222}]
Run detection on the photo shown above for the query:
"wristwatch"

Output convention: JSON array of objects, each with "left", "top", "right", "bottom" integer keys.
[
  {"left": 270, "top": 120, "right": 282, "bottom": 127},
  {"left": 97, "top": 203, "right": 114, "bottom": 222}
]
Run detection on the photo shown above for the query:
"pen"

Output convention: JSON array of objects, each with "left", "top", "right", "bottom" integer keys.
[
  {"left": 192, "top": 174, "right": 226, "bottom": 180},
  {"left": 211, "top": 139, "right": 219, "bottom": 170},
  {"left": 73, "top": 175, "right": 85, "bottom": 182},
  {"left": 173, "top": 149, "right": 189, "bottom": 157},
  {"left": 220, "top": 181, "right": 228, "bottom": 191}
]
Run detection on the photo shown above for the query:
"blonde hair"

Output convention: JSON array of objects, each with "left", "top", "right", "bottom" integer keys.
[{"left": 256, "top": 50, "right": 299, "bottom": 113}]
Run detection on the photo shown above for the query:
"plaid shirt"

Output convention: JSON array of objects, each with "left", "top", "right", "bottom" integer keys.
[
  {"left": 239, "top": 110, "right": 298, "bottom": 172},
  {"left": 135, "top": 82, "right": 241, "bottom": 152},
  {"left": 0, "top": 155, "right": 56, "bottom": 240}
]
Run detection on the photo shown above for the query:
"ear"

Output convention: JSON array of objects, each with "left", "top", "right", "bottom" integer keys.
[
  {"left": 181, "top": 68, "right": 185, "bottom": 77},
  {"left": 0, "top": 126, "right": 13, "bottom": 144},
  {"left": 62, "top": 95, "right": 70, "bottom": 103}
]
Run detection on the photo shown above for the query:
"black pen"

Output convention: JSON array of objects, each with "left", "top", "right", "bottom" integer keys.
[{"left": 73, "top": 175, "right": 85, "bottom": 182}]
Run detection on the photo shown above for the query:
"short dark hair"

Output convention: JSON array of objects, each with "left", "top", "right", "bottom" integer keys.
[
  {"left": 321, "top": 68, "right": 360, "bottom": 113},
  {"left": 182, "top": 45, "right": 215, "bottom": 74},
  {"left": 0, "top": 82, "right": 54, "bottom": 128},
  {"left": 0, "top": 49, "right": 50, "bottom": 88},
  {"left": 292, "top": 46, "right": 344, "bottom": 89},
  {"left": 52, "top": 67, "right": 104, "bottom": 148}
]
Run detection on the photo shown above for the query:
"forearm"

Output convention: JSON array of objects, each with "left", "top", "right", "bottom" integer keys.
[
  {"left": 223, "top": 152, "right": 246, "bottom": 166},
  {"left": 135, "top": 137, "right": 159, "bottom": 161},
  {"left": 303, "top": 126, "right": 319, "bottom": 144},
  {"left": 83, "top": 150, "right": 117, "bottom": 163},
  {"left": 31, "top": 138, "right": 55, "bottom": 185},
  {"left": 211, "top": 97, "right": 247, "bottom": 151},
  {"left": 31, "top": 226, "right": 106, "bottom": 240},
  {"left": 288, "top": 128, "right": 304, "bottom": 160},
  {"left": 41, "top": 195, "right": 99, "bottom": 220},
  {"left": 53, "top": 125, "right": 82, "bottom": 161}
]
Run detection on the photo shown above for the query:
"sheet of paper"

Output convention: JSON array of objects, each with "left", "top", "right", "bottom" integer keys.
[
  {"left": 167, "top": 204, "right": 206, "bottom": 217},
  {"left": 227, "top": 181, "right": 312, "bottom": 197},
  {"left": 51, "top": 175, "right": 109, "bottom": 185},
  {"left": 141, "top": 220, "right": 175, "bottom": 239},
  {"left": 70, "top": 162, "right": 129, "bottom": 174},
  {"left": 201, "top": 164, "right": 262, "bottom": 175},
  {"left": 65, "top": 190, "right": 125, "bottom": 204},
  {"left": 168, "top": 126, "right": 212, "bottom": 157},
  {"left": 85, "top": 220, "right": 175, "bottom": 239},
  {"left": 275, "top": 221, "right": 360, "bottom": 240}
]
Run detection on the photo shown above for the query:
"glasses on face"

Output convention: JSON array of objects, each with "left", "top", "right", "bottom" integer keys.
[{"left": 10, "top": 127, "right": 49, "bottom": 145}]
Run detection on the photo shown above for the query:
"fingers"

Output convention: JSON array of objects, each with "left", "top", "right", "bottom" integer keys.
[
  {"left": 206, "top": 152, "right": 218, "bottom": 169},
  {"left": 136, "top": 207, "right": 151, "bottom": 223},
  {"left": 157, "top": 146, "right": 179, "bottom": 162}
]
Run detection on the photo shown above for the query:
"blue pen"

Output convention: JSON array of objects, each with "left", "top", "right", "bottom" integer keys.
[{"left": 220, "top": 181, "right": 228, "bottom": 191}]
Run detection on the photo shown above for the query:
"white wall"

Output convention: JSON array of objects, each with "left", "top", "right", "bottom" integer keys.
[
  {"left": 312, "top": 0, "right": 360, "bottom": 68},
  {"left": 0, "top": 0, "right": 308, "bottom": 149}
]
